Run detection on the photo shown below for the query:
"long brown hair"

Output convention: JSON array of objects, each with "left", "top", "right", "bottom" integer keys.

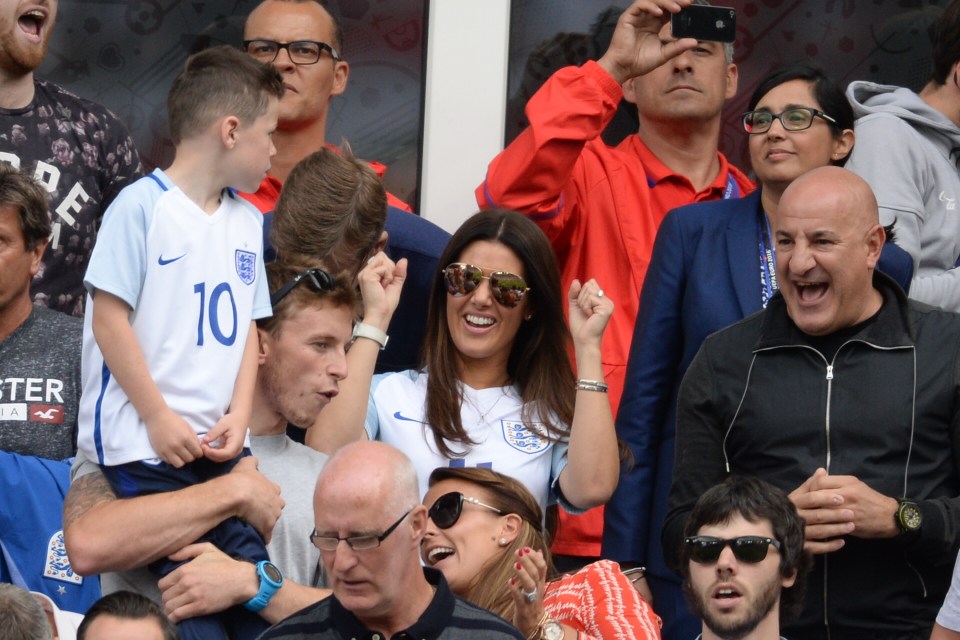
[
  {"left": 429, "top": 467, "right": 553, "bottom": 623},
  {"left": 422, "top": 210, "right": 575, "bottom": 458}
]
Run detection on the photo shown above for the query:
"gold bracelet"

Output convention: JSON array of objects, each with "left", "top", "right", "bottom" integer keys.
[
  {"left": 575, "top": 378, "right": 608, "bottom": 393},
  {"left": 526, "top": 611, "right": 549, "bottom": 640}
]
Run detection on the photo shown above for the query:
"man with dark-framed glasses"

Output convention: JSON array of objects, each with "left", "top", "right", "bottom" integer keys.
[
  {"left": 259, "top": 440, "right": 524, "bottom": 639},
  {"left": 239, "top": 0, "right": 450, "bottom": 376},
  {"left": 680, "top": 476, "right": 808, "bottom": 640}
]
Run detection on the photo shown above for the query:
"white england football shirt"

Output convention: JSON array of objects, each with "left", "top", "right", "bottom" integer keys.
[
  {"left": 366, "top": 370, "right": 575, "bottom": 512},
  {"left": 78, "top": 170, "right": 270, "bottom": 466}
]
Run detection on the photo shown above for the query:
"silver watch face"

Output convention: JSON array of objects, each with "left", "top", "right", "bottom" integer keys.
[{"left": 542, "top": 619, "right": 564, "bottom": 640}]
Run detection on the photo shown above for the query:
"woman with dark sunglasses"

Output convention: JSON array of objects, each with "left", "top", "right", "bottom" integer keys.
[
  {"left": 421, "top": 466, "right": 661, "bottom": 640},
  {"left": 309, "top": 209, "right": 619, "bottom": 518},
  {"left": 604, "top": 62, "right": 916, "bottom": 640}
]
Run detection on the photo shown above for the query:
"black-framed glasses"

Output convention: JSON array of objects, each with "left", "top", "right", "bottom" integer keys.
[
  {"left": 685, "top": 535, "right": 782, "bottom": 564},
  {"left": 270, "top": 267, "right": 335, "bottom": 307},
  {"left": 243, "top": 39, "right": 341, "bottom": 64},
  {"left": 427, "top": 491, "right": 502, "bottom": 529},
  {"left": 310, "top": 509, "right": 411, "bottom": 552},
  {"left": 442, "top": 263, "right": 530, "bottom": 308},
  {"left": 741, "top": 107, "right": 837, "bottom": 134}
]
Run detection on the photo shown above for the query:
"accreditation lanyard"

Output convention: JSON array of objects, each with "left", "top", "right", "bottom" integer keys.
[
  {"left": 723, "top": 174, "right": 739, "bottom": 200},
  {"left": 758, "top": 211, "right": 777, "bottom": 308}
]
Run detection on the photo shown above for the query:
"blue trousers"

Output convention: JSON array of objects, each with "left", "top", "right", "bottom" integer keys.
[{"left": 102, "top": 451, "right": 270, "bottom": 640}]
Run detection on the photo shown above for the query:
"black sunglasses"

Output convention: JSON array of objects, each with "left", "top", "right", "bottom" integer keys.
[
  {"left": 442, "top": 262, "right": 530, "bottom": 308},
  {"left": 270, "top": 267, "right": 335, "bottom": 307},
  {"left": 427, "top": 491, "right": 503, "bottom": 529},
  {"left": 685, "top": 535, "right": 782, "bottom": 564}
]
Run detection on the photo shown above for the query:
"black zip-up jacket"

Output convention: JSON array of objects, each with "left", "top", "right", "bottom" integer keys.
[{"left": 663, "top": 273, "right": 960, "bottom": 640}]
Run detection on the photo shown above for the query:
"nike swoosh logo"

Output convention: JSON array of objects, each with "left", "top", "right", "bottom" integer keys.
[
  {"left": 158, "top": 254, "right": 186, "bottom": 265},
  {"left": 393, "top": 411, "right": 425, "bottom": 424}
]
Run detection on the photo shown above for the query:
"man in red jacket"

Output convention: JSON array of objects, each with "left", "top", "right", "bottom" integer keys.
[{"left": 477, "top": 0, "right": 752, "bottom": 589}]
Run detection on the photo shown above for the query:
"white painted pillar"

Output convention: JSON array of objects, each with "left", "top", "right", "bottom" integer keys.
[{"left": 420, "top": 0, "right": 511, "bottom": 233}]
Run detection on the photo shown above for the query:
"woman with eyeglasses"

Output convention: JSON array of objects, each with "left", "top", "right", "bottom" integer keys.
[
  {"left": 309, "top": 208, "right": 619, "bottom": 516},
  {"left": 604, "top": 62, "right": 915, "bottom": 640},
  {"left": 421, "top": 466, "right": 660, "bottom": 640}
]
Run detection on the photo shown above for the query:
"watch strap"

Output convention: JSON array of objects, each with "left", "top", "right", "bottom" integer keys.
[
  {"left": 353, "top": 322, "right": 389, "bottom": 350},
  {"left": 244, "top": 560, "right": 284, "bottom": 612}
]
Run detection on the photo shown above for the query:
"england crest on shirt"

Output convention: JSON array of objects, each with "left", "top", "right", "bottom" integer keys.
[
  {"left": 235, "top": 249, "right": 256, "bottom": 285},
  {"left": 43, "top": 531, "right": 83, "bottom": 585},
  {"left": 501, "top": 420, "right": 549, "bottom": 454}
]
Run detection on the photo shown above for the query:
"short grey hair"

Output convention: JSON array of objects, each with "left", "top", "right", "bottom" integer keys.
[{"left": 0, "top": 585, "right": 53, "bottom": 640}]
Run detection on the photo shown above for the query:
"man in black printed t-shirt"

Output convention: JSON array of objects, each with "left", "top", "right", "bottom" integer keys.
[{"left": 0, "top": 0, "right": 140, "bottom": 317}]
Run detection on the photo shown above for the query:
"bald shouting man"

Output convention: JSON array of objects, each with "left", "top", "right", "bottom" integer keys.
[{"left": 663, "top": 167, "right": 960, "bottom": 639}]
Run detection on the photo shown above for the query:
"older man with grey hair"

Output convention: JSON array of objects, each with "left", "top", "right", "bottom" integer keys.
[
  {"left": 0, "top": 584, "right": 52, "bottom": 640},
  {"left": 260, "top": 441, "right": 524, "bottom": 639}
]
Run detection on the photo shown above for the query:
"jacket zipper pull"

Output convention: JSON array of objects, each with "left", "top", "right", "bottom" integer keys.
[{"left": 826, "top": 364, "right": 834, "bottom": 380}]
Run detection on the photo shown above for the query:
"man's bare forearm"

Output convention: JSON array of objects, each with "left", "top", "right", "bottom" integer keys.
[{"left": 64, "top": 466, "right": 267, "bottom": 575}]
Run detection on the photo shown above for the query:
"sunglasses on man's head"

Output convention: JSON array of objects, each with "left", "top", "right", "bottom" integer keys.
[
  {"left": 684, "top": 535, "right": 782, "bottom": 564},
  {"left": 427, "top": 491, "right": 503, "bottom": 529},
  {"left": 270, "top": 267, "right": 335, "bottom": 307},
  {"left": 442, "top": 263, "right": 530, "bottom": 308}
]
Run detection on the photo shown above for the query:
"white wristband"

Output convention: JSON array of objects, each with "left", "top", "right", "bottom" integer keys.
[{"left": 353, "top": 322, "right": 389, "bottom": 350}]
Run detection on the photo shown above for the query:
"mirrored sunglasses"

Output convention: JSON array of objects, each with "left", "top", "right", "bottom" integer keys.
[
  {"left": 442, "top": 262, "right": 530, "bottom": 308},
  {"left": 684, "top": 535, "right": 782, "bottom": 564},
  {"left": 427, "top": 491, "right": 503, "bottom": 529}
]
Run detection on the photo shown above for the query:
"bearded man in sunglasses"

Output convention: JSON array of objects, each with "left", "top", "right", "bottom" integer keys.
[
  {"left": 62, "top": 262, "right": 359, "bottom": 632},
  {"left": 681, "top": 476, "right": 808, "bottom": 640},
  {"left": 663, "top": 167, "right": 960, "bottom": 640}
]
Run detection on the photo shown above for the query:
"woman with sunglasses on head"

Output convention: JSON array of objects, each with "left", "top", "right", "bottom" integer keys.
[
  {"left": 422, "top": 466, "right": 661, "bottom": 640},
  {"left": 603, "top": 62, "right": 915, "bottom": 640},
  {"left": 309, "top": 209, "right": 619, "bottom": 517}
]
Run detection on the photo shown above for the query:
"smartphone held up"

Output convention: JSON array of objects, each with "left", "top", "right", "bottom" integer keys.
[{"left": 671, "top": 5, "right": 737, "bottom": 43}]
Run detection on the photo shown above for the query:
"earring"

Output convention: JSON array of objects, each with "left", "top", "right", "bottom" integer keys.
[
  {"left": 524, "top": 314, "right": 533, "bottom": 321},
  {"left": 499, "top": 537, "right": 508, "bottom": 546}
]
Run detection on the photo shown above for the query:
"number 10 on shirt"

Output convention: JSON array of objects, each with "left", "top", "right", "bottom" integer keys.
[{"left": 193, "top": 281, "right": 238, "bottom": 346}]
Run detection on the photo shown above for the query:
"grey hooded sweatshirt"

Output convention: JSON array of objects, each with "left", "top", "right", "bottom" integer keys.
[{"left": 846, "top": 80, "right": 960, "bottom": 311}]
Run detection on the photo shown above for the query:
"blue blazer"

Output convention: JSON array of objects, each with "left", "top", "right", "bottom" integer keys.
[{"left": 602, "top": 190, "right": 913, "bottom": 581}]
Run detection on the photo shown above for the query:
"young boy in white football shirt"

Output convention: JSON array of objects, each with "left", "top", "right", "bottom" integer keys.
[{"left": 77, "top": 45, "right": 283, "bottom": 640}]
